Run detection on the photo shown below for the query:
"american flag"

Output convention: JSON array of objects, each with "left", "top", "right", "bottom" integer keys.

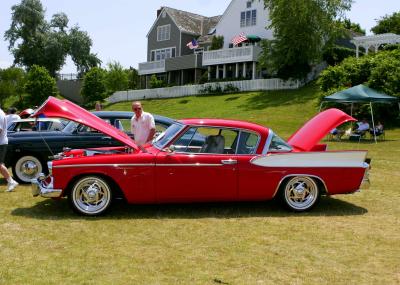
[
  {"left": 186, "top": 39, "right": 199, "bottom": 49},
  {"left": 231, "top": 32, "right": 247, "bottom": 46}
]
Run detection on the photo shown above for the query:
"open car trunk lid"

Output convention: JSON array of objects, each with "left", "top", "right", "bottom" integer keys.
[
  {"left": 287, "top": 108, "right": 356, "bottom": 151},
  {"left": 33, "top": 97, "right": 139, "bottom": 151}
]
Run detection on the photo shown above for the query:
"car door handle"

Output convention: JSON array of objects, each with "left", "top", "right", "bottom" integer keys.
[
  {"left": 221, "top": 159, "right": 237, "bottom": 165},
  {"left": 101, "top": 137, "right": 112, "bottom": 140}
]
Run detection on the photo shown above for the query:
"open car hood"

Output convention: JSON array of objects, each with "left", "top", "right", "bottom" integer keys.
[
  {"left": 287, "top": 108, "right": 356, "bottom": 151},
  {"left": 33, "top": 97, "right": 139, "bottom": 151}
]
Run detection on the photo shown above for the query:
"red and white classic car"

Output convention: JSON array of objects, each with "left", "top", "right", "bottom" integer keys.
[{"left": 31, "top": 97, "right": 370, "bottom": 216}]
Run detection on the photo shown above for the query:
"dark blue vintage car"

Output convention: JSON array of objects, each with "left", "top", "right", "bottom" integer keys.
[{"left": 6, "top": 111, "right": 173, "bottom": 183}]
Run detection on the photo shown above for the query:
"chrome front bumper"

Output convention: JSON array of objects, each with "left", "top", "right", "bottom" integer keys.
[{"left": 31, "top": 174, "right": 62, "bottom": 198}]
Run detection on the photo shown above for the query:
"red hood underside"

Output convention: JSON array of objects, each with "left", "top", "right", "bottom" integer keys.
[
  {"left": 33, "top": 97, "right": 139, "bottom": 151},
  {"left": 288, "top": 108, "right": 356, "bottom": 151}
]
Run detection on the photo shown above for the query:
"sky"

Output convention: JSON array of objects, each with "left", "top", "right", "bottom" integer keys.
[{"left": 0, "top": 0, "right": 399, "bottom": 74}]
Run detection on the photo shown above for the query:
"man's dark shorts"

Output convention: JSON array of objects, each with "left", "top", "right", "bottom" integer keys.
[{"left": 0, "top": 145, "right": 7, "bottom": 164}]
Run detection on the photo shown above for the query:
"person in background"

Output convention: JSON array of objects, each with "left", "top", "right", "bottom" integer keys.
[
  {"left": 130, "top": 101, "right": 155, "bottom": 146},
  {"left": 95, "top": 101, "right": 102, "bottom": 111},
  {"left": 370, "top": 121, "right": 384, "bottom": 136},
  {"left": 0, "top": 105, "right": 19, "bottom": 192},
  {"left": 6, "top": 107, "right": 21, "bottom": 129},
  {"left": 354, "top": 118, "right": 370, "bottom": 135}
]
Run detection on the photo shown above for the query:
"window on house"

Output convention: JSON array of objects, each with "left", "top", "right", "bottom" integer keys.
[
  {"left": 157, "top": 25, "right": 170, "bottom": 41},
  {"left": 246, "top": 1, "right": 252, "bottom": 8},
  {"left": 151, "top": 47, "right": 176, "bottom": 61},
  {"left": 240, "top": 9, "right": 257, "bottom": 27},
  {"left": 251, "top": 10, "right": 257, "bottom": 26}
]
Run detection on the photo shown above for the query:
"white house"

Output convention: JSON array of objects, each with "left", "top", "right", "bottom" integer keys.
[{"left": 202, "top": 0, "right": 274, "bottom": 80}]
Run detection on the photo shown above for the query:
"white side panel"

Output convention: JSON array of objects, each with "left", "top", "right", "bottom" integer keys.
[
  {"left": 216, "top": 0, "right": 274, "bottom": 48},
  {"left": 251, "top": 151, "right": 368, "bottom": 168}
]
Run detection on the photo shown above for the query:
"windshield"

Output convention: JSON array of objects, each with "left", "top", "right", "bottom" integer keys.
[
  {"left": 62, "top": 121, "right": 79, "bottom": 133},
  {"left": 154, "top": 123, "right": 185, "bottom": 149}
]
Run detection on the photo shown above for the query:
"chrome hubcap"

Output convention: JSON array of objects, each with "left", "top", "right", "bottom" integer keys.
[
  {"left": 15, "top": 156, "right": 43, "bottom": 182},
  {"left": 22, "top": 161, "right": 38, "bottom": 176},
  {"left": 73, "top": 177, "right": 111, "bottom": 215},
  {"left": 285, "top": 177, "right": 318, "bottom": 210}
]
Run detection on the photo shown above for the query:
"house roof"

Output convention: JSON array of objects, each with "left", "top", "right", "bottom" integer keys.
[{"left": 161, "top": 7, "right": 221, "bottom": 36}]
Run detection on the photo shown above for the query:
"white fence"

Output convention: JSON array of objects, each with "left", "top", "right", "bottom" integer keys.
[{"left": 107, "top": 78, "right": 302, "bottom": 103}]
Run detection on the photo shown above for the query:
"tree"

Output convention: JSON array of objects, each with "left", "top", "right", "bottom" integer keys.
[
  {"left": 104, "top": 61, "right": 129, "bottom": 95},
  {"left": 371, "top": 12, "right": 400, "bottom": 35},
  {"left": 339, "top": 18, "right": 365, "bottom": 35},
  {"left": 81, "top": 67, "right": 107, "bottom": 106},
  {"left": 0, "top": 67, "right": 26, "bottom": 108},
  {"left": 4, "top": 0, "right": 100, "bottom": 77},
  {"left": 24, "top": 65, "right": 58, "bottom": 107},
  {"left": 210, "top": 36, "right": 224, "bottom": 50},
  {"left": 127, "top": 67, "right": 139, "bottom": 90},
  {"left": 261, "top": 0, "right": 352, "bottom": 79}
]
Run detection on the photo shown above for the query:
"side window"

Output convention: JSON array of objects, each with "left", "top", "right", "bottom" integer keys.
[
  {"left": 268, "top": 133, "right": 292, "bottom": 152},
  {"left": 172, "top": 127, "right": 240, "bottom": 154},
  {"left": 237, "top": 132, "right": 259, "bottom": 154}
]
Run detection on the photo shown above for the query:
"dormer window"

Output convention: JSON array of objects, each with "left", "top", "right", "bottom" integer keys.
[{"left": 157, "top": 24, "right": 170, "bottom": 41}]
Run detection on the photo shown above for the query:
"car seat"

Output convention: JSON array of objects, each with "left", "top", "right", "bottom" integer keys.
[{"left": 200, "top": 135, "right": 225, "bottom": 154}]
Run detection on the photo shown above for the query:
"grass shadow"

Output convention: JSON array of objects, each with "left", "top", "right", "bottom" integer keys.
[
  {"left": 240, "top": 85, "right": 318, "bottom": 111},
  {"left": 225, "top": 96, "right": 240, "bottom": 102},
  {"left": 178, "top": 99, "right": 190, "bottom": 104},
  {"left": 12, "top": 196, "right": 367, "bottom": 220}
]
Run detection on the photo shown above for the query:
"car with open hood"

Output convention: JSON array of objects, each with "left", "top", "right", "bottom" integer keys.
[
  {"left": 6, "top": 110, "right": 173, "bottom": 183},
  {"left": 31, "top": 97, "right": 370, "bottom": 216}
]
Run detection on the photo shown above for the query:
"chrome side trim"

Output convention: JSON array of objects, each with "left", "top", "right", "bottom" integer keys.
[
  {"left": 272, "top": 174, "right": 329, "bottom": 197},
  {"left": 53, "top": 163, "right": 225, "bottom": 168},
  {"left": 262, "top": 129, "right": 274, "bottom": 155},
  {"left": 53, "top": 163, "right": 155, "bottom": 168},
  {"left": 156, "top": 163, "right": 223, "bottom": 167}
]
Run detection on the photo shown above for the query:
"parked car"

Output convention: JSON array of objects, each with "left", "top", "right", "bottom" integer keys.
[
  {"left": 6, "top": 110, "right": 173, "bottom": 183},
  {"left": 7, "top": 118, "right": 69, "bottom": 132},
  {"left": 31, "top": 97, "right": 371, "bottom": 216}
]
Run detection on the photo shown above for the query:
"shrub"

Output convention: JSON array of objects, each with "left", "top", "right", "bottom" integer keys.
[
  {"left": 24, "top": 65, "right": 58, "bottom": 107},
  {"left": 81, "top": 67, "right": 107, "bottom": 106},
  {"left": 149, "top": 75, "right": 166, "bottom": 89}
]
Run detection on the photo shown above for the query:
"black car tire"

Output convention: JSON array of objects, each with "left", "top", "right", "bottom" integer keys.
[{"left": 12, "top": 155, "right": 47, "bottom": 184}]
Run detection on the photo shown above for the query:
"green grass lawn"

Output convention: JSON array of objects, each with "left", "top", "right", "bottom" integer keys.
[{"left": 1, "top": 83, "right": 399, "bottom": 284}]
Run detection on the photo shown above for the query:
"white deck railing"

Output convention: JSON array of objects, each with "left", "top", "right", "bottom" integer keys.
[
  {"left": 107, "top": 78, "right": 301, "bottom": 103},
  {"left": 138, "top": 60, "right": 165, "bottom": 75},
  {"left": 203, "top": 46, "right": 262, "bottom": 66}
]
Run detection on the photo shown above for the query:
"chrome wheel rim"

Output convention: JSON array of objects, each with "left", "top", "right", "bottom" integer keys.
[
  {"left": 15, "top": 156, "right": 42, "bottom": 183},
  {"left": 284, "top": 177, "right": 318, "bottom": 211},
  {"left": 72, "top": 177, "right": 111, "bottom": 215}
]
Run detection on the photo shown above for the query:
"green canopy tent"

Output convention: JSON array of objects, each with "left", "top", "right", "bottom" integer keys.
[{"left": 320, "top": 84, "right": 400, "bottom": 142}]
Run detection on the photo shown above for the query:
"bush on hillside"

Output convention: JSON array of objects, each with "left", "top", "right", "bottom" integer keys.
[{"left": 318, "top": 49, "right": 400, "bottom": 125}]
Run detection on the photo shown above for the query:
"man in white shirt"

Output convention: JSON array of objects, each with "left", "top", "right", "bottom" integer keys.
[
  {"left": 130, "top": 101, "right": 155, "bottom": 146},
  {"left": 0, "top": 106, "right": 19, "bottom": 192},
  {"left": 5, "top": 107, "right": 21, "bottom": 129},
  {"left": 354, "top": 119, "right": 370, "bottom": 135}
]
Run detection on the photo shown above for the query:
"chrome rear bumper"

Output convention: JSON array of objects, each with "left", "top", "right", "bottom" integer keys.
[
  {"left": 359, "top": 162, "right": 371, "bottom": 190},
  {"left": 31, "top": 174, "right": 62, "bottom": 198}
]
